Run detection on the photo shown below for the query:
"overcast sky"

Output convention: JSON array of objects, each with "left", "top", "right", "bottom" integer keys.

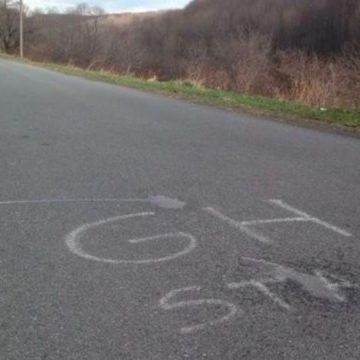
[{"left": 26, "top": 0, "right": 191, "bottom": 12}]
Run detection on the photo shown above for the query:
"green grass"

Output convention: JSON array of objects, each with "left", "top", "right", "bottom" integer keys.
[{"left": 2, "top": 53, "right": 360, "bottom": 130}]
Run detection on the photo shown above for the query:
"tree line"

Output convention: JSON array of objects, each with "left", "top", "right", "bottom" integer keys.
[{"left": 1, "top": 0, "right": 360, "bottom": 107}]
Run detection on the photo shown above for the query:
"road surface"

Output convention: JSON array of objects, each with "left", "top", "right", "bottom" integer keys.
[{"left": 1, "top": 58, "right": 360, "bottom": 360}]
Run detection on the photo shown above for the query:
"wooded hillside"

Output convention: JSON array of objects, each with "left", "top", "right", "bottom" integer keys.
[{"left": 1, "top": 0, "right": 360, "bottom": 108}]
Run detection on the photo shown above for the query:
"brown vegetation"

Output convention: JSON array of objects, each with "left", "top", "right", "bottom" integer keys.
[
  {"left": 0, "top": 0, "right": 20, "bottom": 52},
  {"left": 1, "top": 0, "right": 360, "bottom": 108}
]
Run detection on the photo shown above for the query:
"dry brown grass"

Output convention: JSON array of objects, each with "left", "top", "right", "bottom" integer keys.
[
  {"left": 274, "top": 51, "right": 360, "bottom": 108},
  {"left": 181, "top": 49, "right": 360, "bottom": 109}
]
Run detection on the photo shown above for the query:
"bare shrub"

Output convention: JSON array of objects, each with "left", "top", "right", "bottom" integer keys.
[
  {"left": 273, "top": 51, "right": 360, "bottom": 108},
  {"left": 339, "top": 47, "right": 360, "bottom": 107},
  {"left": 276, "top": 52, "right": 338, "bottom": 107},
  {"left": 231, "top": 33, "right": 272, "bottom": 94},
  {"left": 205, "top": 68, "right": 232, "bottom": 90}
]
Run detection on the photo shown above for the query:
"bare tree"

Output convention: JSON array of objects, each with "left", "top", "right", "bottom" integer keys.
[{"left": 0, "top": 0, "right": 19, "bottom": 53}]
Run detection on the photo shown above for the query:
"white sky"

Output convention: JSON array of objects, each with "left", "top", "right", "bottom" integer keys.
[{"left": 25, "top": 0, "right": 192, "bottom": 12}]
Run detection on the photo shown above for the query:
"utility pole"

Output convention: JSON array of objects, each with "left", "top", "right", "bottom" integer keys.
[{"left": 19, "top": 0, "right": 23, "bottom": 58}]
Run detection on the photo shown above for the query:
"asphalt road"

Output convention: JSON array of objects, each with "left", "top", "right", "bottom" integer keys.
[{"left": 1, "top": 58, "right": 360, "bottom": 360}]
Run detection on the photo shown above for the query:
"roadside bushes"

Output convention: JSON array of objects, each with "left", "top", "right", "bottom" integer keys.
[{"left": 274, "top": 52, "right": 360, "bottom": 108}]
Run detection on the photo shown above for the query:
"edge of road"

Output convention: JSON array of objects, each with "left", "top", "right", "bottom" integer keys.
[{"left": 1, "top": 53, "right": 359, "bottom": 139}]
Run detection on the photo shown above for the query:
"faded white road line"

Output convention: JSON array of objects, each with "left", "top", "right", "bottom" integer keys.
[{"left": 0, "top": 195, "right": 186, "bottom": 209}]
